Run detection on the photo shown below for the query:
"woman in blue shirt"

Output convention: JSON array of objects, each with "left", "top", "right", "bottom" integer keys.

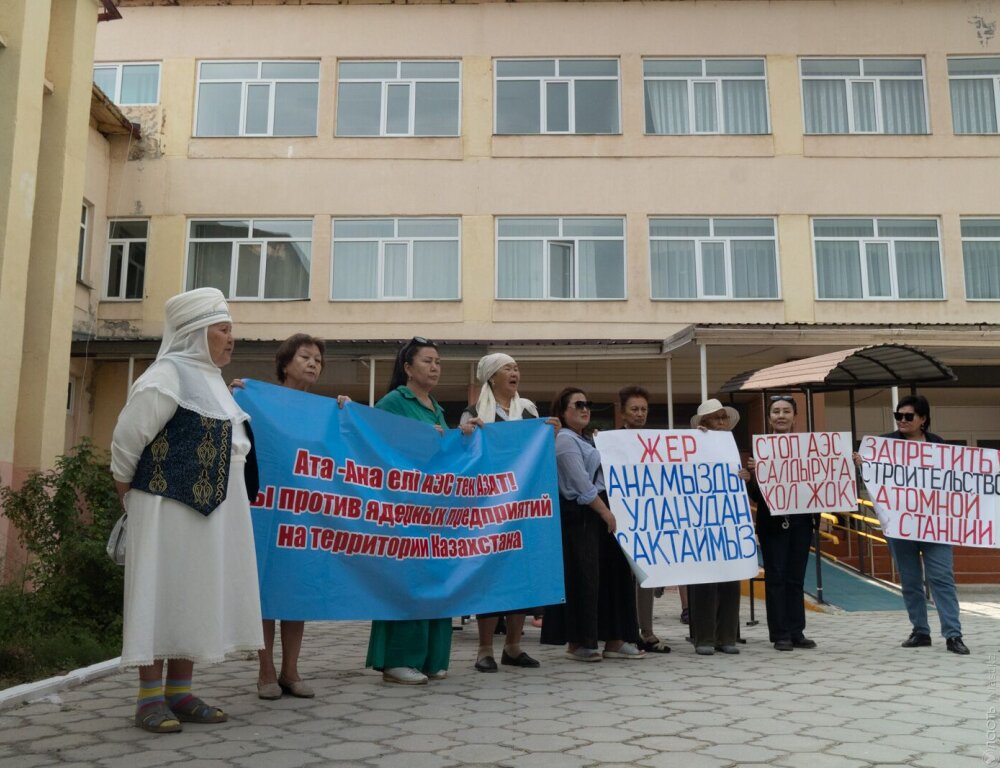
[{"left": 540, "top": 387, "right": 645, "bottom": 662}]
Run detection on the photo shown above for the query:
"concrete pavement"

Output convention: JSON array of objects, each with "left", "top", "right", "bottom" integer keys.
[{"left": 1, "top": 588, "right": 997, "bottom": 767}]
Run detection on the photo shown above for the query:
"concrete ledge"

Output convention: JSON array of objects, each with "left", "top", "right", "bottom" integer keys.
[{"left": 0, "top": 657, "right": 121, "bottom": 712}]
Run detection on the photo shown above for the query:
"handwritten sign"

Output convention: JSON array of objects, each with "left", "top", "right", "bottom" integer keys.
[
  {"left": 595, "top": 429, "right": 759, "bottom": 587},
  {"left": 236, "top": 380, "right": 566, "bottom": 620},
  {"left": 858, "top": 436, "right": 998, "bottom": 547},
  {"left": 752, "top": 432, "right": 856, "bottom": 515}
]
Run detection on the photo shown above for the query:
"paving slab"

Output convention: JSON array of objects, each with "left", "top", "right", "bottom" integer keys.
[{"left": 0, "top": 589, "right": 996, "bottom": 767}]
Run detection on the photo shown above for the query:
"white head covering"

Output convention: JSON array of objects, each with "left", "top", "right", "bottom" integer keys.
[
  {"left": 690, "top": 398, "right": 740, "bottom": 430},
  {"left": 130, "top": 288, "right": 247, "bottom": 422},
  {"left": 474, "top": 352, "right": 538, "bottom": 423}
]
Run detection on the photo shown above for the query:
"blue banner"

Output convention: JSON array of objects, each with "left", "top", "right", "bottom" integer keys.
[{"left": 234, "top": 380, "right": 565, "bottom": 620}]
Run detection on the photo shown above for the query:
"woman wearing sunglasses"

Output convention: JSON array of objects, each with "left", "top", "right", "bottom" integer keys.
[
  {"left": 856, "top": 395, "right": 969, "bottom": 655},
  {"left": 366, "top": 337, "right": 472, "bottom": 684},
  {"left": 745, "top": 395, "right": 817, "bottom": 652},
  {"left": 540, "top": 388, "right": 645, "bottom": 662}
]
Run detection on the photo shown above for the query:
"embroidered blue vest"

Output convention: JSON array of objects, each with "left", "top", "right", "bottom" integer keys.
[{"left": 132, "top": 406, "right": 232, "bottom": 516}]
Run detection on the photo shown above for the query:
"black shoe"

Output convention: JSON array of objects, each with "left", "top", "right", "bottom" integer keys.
[
  {"left": 946, "top": 636, "right": 970, "bottom": 655},
  {"left": 500, "top": 650, "right": 540, "bottom": 668},
  {"left": 901, "top": 631, "right": 932, "bottom": 648},
  {"left": 791, "top": 636, "right": 817, "bottom": 649},
  {"left": 474, "top": 655, "right": 498, "bottom": 672},
  {"left": 773, "top": 640, "right": 794, "bottom": 651}
]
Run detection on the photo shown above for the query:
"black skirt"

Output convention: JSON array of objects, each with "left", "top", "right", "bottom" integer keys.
[{"left": 540, "top": 493, "right": 639, "bottom": 647}]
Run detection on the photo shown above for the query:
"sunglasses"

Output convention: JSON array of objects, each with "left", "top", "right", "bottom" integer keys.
[
  {"left": 893, "top": 411, "right": 917, "bottom": 422},
  {"left": 769, "top": 395, "right": 795, "bottom": 404},
  {"left": 570, "top": 400, "right": 596, "bottom": 411}
]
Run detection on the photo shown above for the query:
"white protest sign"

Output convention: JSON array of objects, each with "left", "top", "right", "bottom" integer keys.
[
  {"left": 858, "top": 436, "right": 999, "bottom": 548},
  {"left": 752, "top": 432, "right": 856, "bottom": 515},
  {"left": 595, "top": 429, "right": 759, "bottom": 587}
]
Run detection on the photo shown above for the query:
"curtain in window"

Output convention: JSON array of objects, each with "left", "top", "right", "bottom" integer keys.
[
  {"left": 497, "top": 241, "right": 543, "bottom": 298},
  {"left": 273, "top": 83, "right": 319, "bottom": 136},
  {"left": 731, "top": 241, "right": 778, "bottom": 298},
  {"left": 577, "top": 240, "right": 625, "bottom": 298},
  {"left": 414, "top": 82, "right": 460, "bottom": 136},
  {"left": 496, "top": 81, "right": 541, "bottom": 134},
  {"left": 336, "top": 83, "right": 381, "bottom": 136},
  {"left": 93, "top": 68, "right": 117, "bottom": 98},
  {"left": 881, "top": 80, "right": 927, "bottom": 134},
  {"left": 895, "top": 241, "right": 942, "bottom": 298},
  {"left": 574, "top": 80, "right": 619, "bottom": 134},
  {"left": 851, "top": 82, "right": 877, "bottom": 132},
  {"left": 412, "top": 241, "right": 459, "bottom": 298},
  {"left": 864, "top": 243, "right": 892, "bottom": 297},
  {"left": 963, "top": 241, "right": 1000, "bottom": 298},
  {"left": 951, "top": 79, "right": 998, "bottom": 134},
  {"left": 382, "top": 243, "right": 408, "bottom": 297},
  {"left": 196, "top": 83, "right": 241, "bottom": 136},
  {"left": 332, "top": 241, "right": 377, "bottom": 299},
  {"left": 815, "top": 241, "right": 862, "bottom": 298},
  {"left": 803, "top": 81, "right": 849, "bottom": 133},
  {"left": 693, "top": 82, "right": 718, "bottom": 132},
  {"left": 644, "top": 81, "right": 688, "bottom": 134},
  {"left": 264, "top": 242, "right": 310, "bottom": 299},
  {"left": 187, "top": 242, "right": 232, "bottom": 295},
  {"left": 650, "top": 241, "right": 696, "bottom": 298},
  {"left": 120, "top": 66, "right": 159, "bottom": 104},
  {"left": 701, "top": 242, "right": 726, "bottom": 295},
  {"left": 722, "top": 80, "right": 768, "bottom": 134}
]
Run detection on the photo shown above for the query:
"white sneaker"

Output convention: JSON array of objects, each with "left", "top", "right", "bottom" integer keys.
[
  {"left": 427, "top": 670, "right": 447, "bottom": 680},
  {"left": 382, "top": 667, "right": 428, "bottom": 685},
  {"left": 603, "top": 642, "right": 646, "bottom": 659}
]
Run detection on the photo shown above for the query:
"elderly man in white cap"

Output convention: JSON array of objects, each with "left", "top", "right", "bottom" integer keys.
[
  {"left": 460, "top": 353, "right": 558, "bottom": 672},
  {"left": 688, "top": 398, "right": 744, "bottom": 656}
]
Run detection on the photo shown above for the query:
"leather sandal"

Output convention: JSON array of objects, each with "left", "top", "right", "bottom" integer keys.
[
  {"left": 637, "top": 636, "right": 671, "bottom": 653},
  {"left": 168, "top": 696, "right": 228, "bottom": 724},
  {"left": 278, "top": 677, "right": 315, "bottom": 698},
  {"left": 134, "top": 701, "right": 182, "bottom": 734},
  {"left": 257, "top": 680, "right": 282, "bottom": 700}
]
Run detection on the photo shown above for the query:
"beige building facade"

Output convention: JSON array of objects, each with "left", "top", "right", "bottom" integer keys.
[
  {"left": 81, "top": 0, "right": 1000, "bottom": 436},
  {"left": 0, "top": 0, "right": 128, "bottom": 580}
]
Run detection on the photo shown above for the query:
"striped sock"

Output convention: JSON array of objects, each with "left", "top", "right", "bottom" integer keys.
[
  {"left": 137, "top": 680, "right": 165, "bottom": 715},
  {"left": 165, "top": 676, "right": 194, "bottom": 711}
]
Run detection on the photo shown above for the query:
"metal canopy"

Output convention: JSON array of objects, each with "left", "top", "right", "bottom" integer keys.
[{"left": 719, "top": 343, "right": 957, "bottom": 393}]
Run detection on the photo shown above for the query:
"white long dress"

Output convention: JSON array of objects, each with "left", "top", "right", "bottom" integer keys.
[{"left": 112, "top": 388, "right": 264, "bottom": 667}]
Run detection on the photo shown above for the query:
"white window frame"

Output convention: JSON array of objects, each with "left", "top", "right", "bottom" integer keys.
[
  {"left": 103, "top": 219, "right": 148, "bottom": 301},
  {"left": 493, "top": 59, "right": 621, "bottom": 135},
  {"left": 812, "top": 217, "right": 945, "bottom": 301},
  {"left": 948, "top": 56, "right": 1000, "bottom": 135},
  {"left": 194, "top": 60, "right": 320, "bottom": 137},
  {"left": 185, "top": 218, "right": 313, "bottom": 301},
  {"left": 331, "top": 218, "right": 462, "bottom": 301},
  {"left": 495, "top": 216, "right": 628, "bottom": 300},
  {"left": 642, "top": 58, "right": 771, "bottom": 135},
  {"left": 960, "top": 217, "right": 1000, "bottom": 301},
  {"left": 336, "top": 60, "right": 462, "bottom": 137},
  {"left": 800, "top": 58, "right": 929, "bottom": 135},
  {"left": 648, "top": 217, "right": 781, "bottom": 300},
  {"left": 92, "top": 62, "right": 161, "bottom": 106},
  {"left": 77, "top": 203, "right": 90, "bottom": 283}
]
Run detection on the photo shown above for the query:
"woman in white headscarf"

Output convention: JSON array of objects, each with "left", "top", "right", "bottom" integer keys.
[
  {"left": 111, "top": 288, "right": 263, "bottom": 734},
  {"left": 460, "top": 353, "right": 558, "bottom": 673}
]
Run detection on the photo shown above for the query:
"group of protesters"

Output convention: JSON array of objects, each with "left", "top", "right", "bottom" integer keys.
[{"left": 111, "top": 288, "right": 969, "bottom": 735}]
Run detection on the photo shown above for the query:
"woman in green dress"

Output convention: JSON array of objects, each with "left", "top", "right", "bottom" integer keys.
[{"left": 366, "top": 336, "right": 465, "bottom": 684}]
